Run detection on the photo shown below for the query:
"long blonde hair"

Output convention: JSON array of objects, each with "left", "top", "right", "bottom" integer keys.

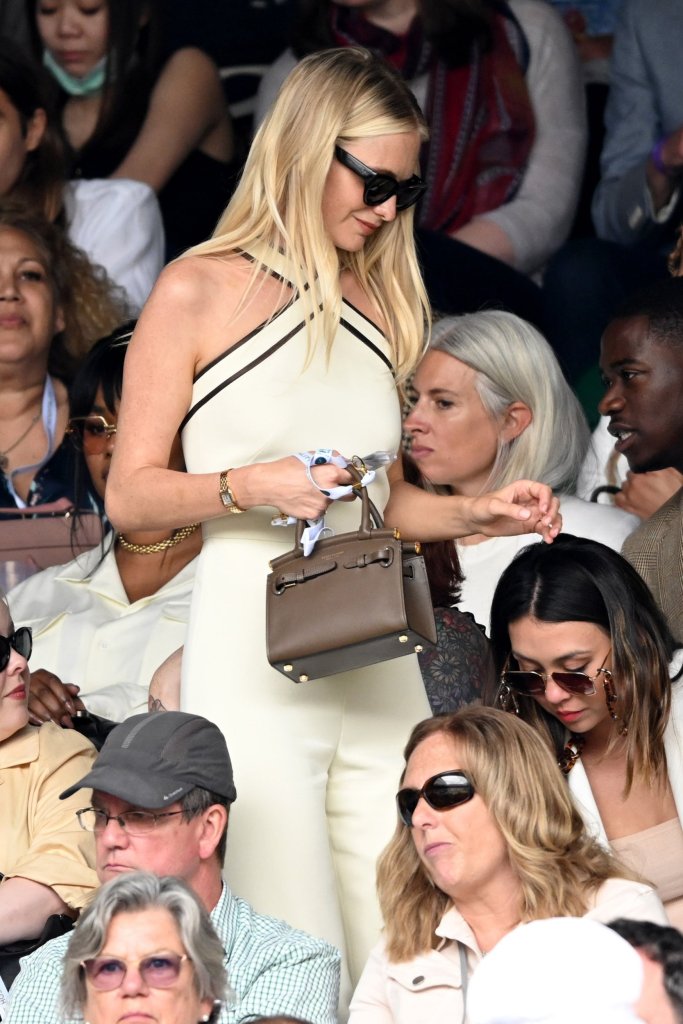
[
  {"left": 378, "top": 707, "right": 640, "bottom": 962},
  {"left": 187, "top": 47, "right": 430, "bottom": 379}
]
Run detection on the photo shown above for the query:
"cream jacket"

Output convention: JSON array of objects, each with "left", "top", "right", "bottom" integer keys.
[
  {"left": 569, "top": 667, "right": 683, "bottom": 843},
  {"left": 349, "top": 878, "right": 666, "bottom": 1024}
]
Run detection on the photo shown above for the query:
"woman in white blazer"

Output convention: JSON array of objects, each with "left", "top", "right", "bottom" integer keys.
[{"left": 487, "top": 534, "right": 683, "bottom": 927}]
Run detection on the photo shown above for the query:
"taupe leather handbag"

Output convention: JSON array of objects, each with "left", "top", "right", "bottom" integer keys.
[{"left": 266, "top": 476, "right": 437, "bottom": 682}]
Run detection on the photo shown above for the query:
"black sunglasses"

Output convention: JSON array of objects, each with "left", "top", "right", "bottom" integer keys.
[
  {"left": 396, "top": 769, "right": 475, "bottom": 827},
  {"left": 501, "top": 650, "right": 612, "bottom": 698},
  {"left": 334, "top": 145, "right": 426, "bottom": 211},
  {"left": 0, "top": 626, "right": 32, "bottom": 671}
]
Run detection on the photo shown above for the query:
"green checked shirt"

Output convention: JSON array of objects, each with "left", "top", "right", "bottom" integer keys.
[{"left": 6, "top": 884, "right": 341, "bottom": 1024}]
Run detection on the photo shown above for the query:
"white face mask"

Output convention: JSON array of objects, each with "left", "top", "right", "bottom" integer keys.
[{"left": 43, "top": 49, "right": 107, "bottom": 97}]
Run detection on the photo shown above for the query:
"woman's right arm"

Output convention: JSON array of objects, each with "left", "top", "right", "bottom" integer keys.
[{"left": 106, "top": 258, "right": 349, "bottom": 532}]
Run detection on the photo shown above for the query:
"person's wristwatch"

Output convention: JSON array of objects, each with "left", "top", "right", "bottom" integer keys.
[{"left": 219, "top": 469, "right": 246, "bottom": 514}]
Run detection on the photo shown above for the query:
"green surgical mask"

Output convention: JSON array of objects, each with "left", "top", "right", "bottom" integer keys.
[{"left": 43, "top": 49, "right": 107, "bottom": 97}]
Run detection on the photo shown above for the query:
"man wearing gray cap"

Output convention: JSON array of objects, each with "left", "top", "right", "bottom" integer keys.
[{"left": 6, "top": 712, "right": 340, "bottom": 1024}]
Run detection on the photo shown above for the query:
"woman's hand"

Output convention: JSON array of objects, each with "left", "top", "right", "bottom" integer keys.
[
  {"left": 465, "top": 481, "right": 561, "bottom": 542},
  {"left": 28, "top": 670, "right": 86, "bottom": 728},
  {"left": 231, "top": 453, "right": 354, "bottom": 520}
]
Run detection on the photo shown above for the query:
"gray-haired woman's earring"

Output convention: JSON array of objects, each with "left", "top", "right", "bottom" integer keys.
[
  {"left": 498, "top": 683, "right": 520, "bottom": 715},
  {"left": 603, "top": 674, "right": 628, "bottom": 736}
]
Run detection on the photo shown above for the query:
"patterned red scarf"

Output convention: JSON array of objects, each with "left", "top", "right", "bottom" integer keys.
[{"left": 331, "top": 3, "right": 536, "bottom": 234}]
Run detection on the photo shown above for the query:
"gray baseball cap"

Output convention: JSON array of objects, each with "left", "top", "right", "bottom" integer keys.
[{"left": 59, "top": 711, "right": 237, "bottom": 807}]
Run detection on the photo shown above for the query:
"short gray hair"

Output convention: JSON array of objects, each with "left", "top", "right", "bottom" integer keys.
[
  {"left": 429, "top": 311, "right": 590, "bottom": 493},
  {"left": 60, "top": 872, "right": 229, "bottom": 1018}
]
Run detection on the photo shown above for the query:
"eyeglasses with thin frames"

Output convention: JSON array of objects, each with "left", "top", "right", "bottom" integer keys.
[
  {"left": 76, "top": 807, "right": 185, "bottom": 836},
  {"left": 66, "top": 415, "right": 117, "bottom": 455},
  {"left": 80, "top": 952, "right": 189, "bottom": 990},
  {"left": 500, "top": 650, "right": 612, "bottom": 698}
]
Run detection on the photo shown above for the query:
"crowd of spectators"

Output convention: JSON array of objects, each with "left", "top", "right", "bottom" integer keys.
[{"left": 3, "top": 2, "right": 683, "bottom": 1023}]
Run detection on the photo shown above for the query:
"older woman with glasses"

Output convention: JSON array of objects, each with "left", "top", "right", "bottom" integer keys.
[
  {"left": 60, "top": 872, "right": 228, "bottom": 1024},
  {"left": 486, "top": 534, "right": 683, "bottom": 927},
  {"left": 0, "top": 586, "right": 97, "bottom": 953},
  {"left": 7, "top": 323, "right": 200, "bottom": 728},
  {"left": 349, "top": 705, "right": 666, "bottom": 1024}
]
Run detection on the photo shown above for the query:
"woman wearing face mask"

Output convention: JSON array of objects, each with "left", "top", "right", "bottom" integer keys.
[
  {"left": 7, "top": 323, "right": 201, "bottom": 728},
  {"left": 0, "top": 39, "right": 163, "bottom": 310},
  {"left": 0, "top": 203, "right": 126, "bottom": 510},
  {"left": 60, "top": 872, "right": 227, "bottom": 1024},
  {"left": 349, "top": 705, "right": 666, "bottom": 1024},
  {"left": 25, "top": 0, "right": 236, "bottom": 257},
  {"left": 0, "top": 587, "right": 97, "bottom": 946},
  {"left": 486, "top": 534, "right": 683, "bottom": 927},
  {"left": 393, "top": 310, "right": 638, "bottom": 626}
]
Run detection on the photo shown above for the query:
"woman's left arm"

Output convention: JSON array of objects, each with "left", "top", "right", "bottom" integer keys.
[
  {"left": 384, "top": 458, "right": 561, "bottom": 542},
  {"left": 111, "top": 48, "right": 234, "bottom": 192},
  {"left": 453, "top": 0, "right": 587, "bottom": 273}
]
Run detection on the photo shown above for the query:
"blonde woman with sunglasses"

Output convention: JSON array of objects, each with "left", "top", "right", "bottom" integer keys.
[
  {"left": 349, "top": 706, "right": 665, "bottom": 1024},
  {"left": 106, "top": 48, "right": 561, "bottom": 989},
  {"left": 486, "top": 534, "right": 683, "bottom": 927}
]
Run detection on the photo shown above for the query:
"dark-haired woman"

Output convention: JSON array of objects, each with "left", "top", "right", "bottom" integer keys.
[
  {"left": 7, "top": 323, "right": 201, "bottom": 726},
  {"left": 0, "top": 203, "right": 126, "bottom": 510},
  {"left": 486, "top": 534, "right": 683, "bottom": 927},
  {"left": 26, "top": 0, "right": 236, "bottom": 256},
  {"left": 255, "top": 0, "right": 586, "bottom": 321},
  {"left": 0, "top": 38, "right": 164, "bottom": 310}
]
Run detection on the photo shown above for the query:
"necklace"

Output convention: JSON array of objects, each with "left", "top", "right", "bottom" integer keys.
[
  {"left": 0, "top": 412, "right": 42, "bottom": 472},
  {"left": 117, "top": 522, "right": 200, "bottom": 554},
  {"left": 559, "top": 733, "right": 585, "bottom": 775}
]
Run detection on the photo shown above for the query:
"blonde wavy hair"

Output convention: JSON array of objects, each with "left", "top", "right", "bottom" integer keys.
[
  {"left": 186, "top": 47, "right": 430, "bottom": 380},
  {"left": 378, "top": 706, "right": 640, "bottom": 962}
]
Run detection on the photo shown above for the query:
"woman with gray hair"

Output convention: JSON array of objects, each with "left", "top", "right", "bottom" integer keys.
[
  {"left": 61, "top": 872, "right": 228, "bottom": 1024},
  {"left": 391, "top": 310, "right": 639, "bottom": 626}
]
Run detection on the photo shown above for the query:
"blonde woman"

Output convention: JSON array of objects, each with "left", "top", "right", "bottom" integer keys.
[
  {"left": 350, "top": 707, "right": 666, "bottom": 1024},
  {"left": 106, "top": 48, "right": 560, "bottom": 983}
]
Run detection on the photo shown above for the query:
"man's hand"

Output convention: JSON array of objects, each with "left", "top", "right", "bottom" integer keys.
[{"left": 615, "top": 468, "right": 683, "bottom": 520}]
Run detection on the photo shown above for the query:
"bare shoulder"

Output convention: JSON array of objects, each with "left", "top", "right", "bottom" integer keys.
[
  {"left": 146, "top": 252, "right": 250, "bottom": 317},
  {"left": 155, "top": 46, "right": 222, "bottom": 93}
]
